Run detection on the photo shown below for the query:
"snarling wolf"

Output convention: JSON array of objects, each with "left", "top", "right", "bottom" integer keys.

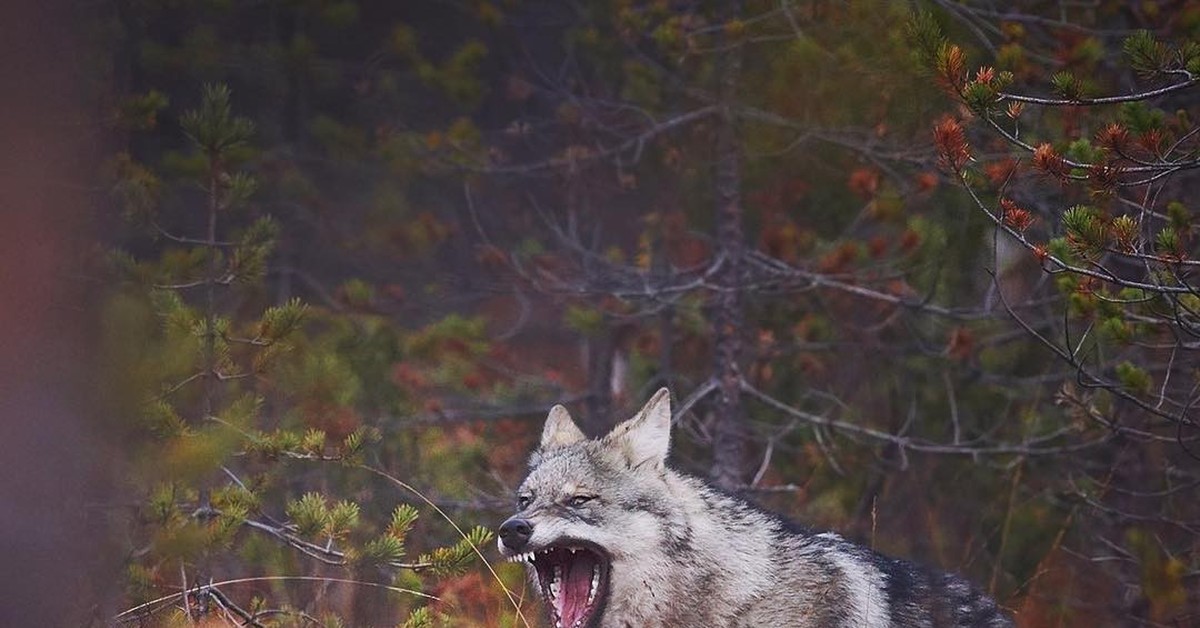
[{"left": 497, "top": 388, "right": 1013, "bottom": 627}]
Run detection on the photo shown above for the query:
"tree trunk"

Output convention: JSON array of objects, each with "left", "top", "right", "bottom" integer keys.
[
  {"left": 710, "top": 1, "right": 749, "bottom": 490},
  {"left": 652, "top": 224, "right": 675, "bottom": 393},
  {"left": 584, "top": 327, "right": 616, "bottom": 436}
]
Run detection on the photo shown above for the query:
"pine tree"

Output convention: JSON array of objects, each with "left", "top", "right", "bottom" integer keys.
[
  {"left": 912, "top": 7, "right": 1200, "bottom": 622},
  {"left": 109, "top": 84, "right": 494, "bottom": 626}
]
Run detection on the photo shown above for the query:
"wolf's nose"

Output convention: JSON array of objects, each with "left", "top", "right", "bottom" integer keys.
[{"left": 498, "top": 517, "right": 534, "bottom": 552}]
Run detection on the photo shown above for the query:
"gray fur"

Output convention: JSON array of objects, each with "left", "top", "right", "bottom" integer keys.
[{"left": 499, "top": 388, "right": 1013, "bottom": 627}]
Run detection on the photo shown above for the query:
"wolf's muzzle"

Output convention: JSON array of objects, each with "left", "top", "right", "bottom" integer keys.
[{"left": 498, "top": 517, "right": 534, "bottom": 553}]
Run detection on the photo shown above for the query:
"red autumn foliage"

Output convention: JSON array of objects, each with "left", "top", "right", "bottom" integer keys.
[
  {"left": 760, "top": 211, "right": 809, "bottom": 263},
  {"left": 461, "top": 370, "right": 486, "bottom": 390},
  {"left": 1017, "top": 549, "right": 1115, "bottom": 627},
  {"left": 1000, "top": 198, "right": 1035, "bottom": 232},
  {"left": 935, "top": 44, "right": 968, "bottom": 93},
  {"left": 475, "top": 244, "right": 508, "bottom": 266},
  {"left": 984, "top": 158, "right": 1018, "bottom": 186},
  {"left": 848, "top": 167, "right": 880, "bottom": 199},
  {"left": 899, "top": 228, "right": 923, "bottom": 253},
  {"left": 868, "top": 235, "right": 889, "bottom": 259},
  {"left": 634, "top": 331, "right": 660, "bottom": 356},
  {"left": 887, "top": 279, "right": 916, "bottom": 299},
  {"left": 430, "top": 571, "right": 504, "bottom": 625},
  {"left": 915, "top": 171, "right": 939, "bottom": 192},
  {"left": 1032, "top": 143, "right": 1069, "bottom": 179},
  {"left": 391, "top": 362, "right": 429, "bottom": 390},
  {"left": 660, "top": 210, "right": 711, "bottom": 267},
  {"left": 433, "top": 337, "right": 468, "bottom": 357},
  {"left": 818, "top": 242, "right": 861, "bottom": 274},
  {"left": 670, "top": 236, "right": 711, "bottom": 268},
  {"left": 933, "top": 116, "right": 971, "bottom": 172},
  {"left": 1087, "top": 163, "right": 1123, "bottom": 195},
  {"left": 797, "top": 353, "right": 826, "bottom": 377},
  {"left": 300, "top": 400, "right": 361, "bottom": 442},
  {"left": 1095, "top": 122, "right": 1129, "bottom": 153},
  {"left": 946, "top": 326, "right": 975, "bottom": 361},
  {"left": 1138, "top": 128, "right": 1165, "bottom": 155},
  {"left": 753, "top": 177, "right": 811, "bottom": 205}
]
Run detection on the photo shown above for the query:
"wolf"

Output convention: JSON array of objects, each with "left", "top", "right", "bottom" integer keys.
[{"left": 497, "top": 388, "right": 1013, "bottom": 628}]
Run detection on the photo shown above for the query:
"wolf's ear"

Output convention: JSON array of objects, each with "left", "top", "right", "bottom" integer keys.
[
  {"left": 604, "top": 387, "right": 672, "bottom": 469},
  {"left": 540, "top": 404, "right": 587, "bottom": 450}
]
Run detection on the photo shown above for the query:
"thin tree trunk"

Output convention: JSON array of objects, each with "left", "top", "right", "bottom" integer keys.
[
  {"left": 199, "top": 154, "right": 220, "bottom": 514},
  {"left": 204, "top": 159, "right": 219, "bottom": 423},
  {"left": 710, "top": 1, "right": 749, "bottom": 490},
  {"left": 584, "top": 328, "right": 616, "bottom": 436},
  {"left": 652, "top": 224, "right": 674, "bottom": 392}
]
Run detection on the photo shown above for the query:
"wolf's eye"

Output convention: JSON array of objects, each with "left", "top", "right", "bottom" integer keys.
[
  {"left": 517, "top": 494, "right": 533, "bottom": 509},
  {"left": 568, "top": 494, "right": 595, "bottom": 508}
]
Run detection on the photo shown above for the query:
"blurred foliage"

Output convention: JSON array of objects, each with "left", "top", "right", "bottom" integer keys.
[
  {"left": 90, "top": 0, "right": 1200, "bottom": 625},
  {"left": 105, "top": 81, "right": 500, "bottom": 625},
  {"left": 912, "top": 1, "right": 1200, "bottom": 623}
]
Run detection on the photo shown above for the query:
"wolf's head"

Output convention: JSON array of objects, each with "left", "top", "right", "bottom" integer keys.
[{"left": 497, "top": 388, "right": 676, "bottom": 628}]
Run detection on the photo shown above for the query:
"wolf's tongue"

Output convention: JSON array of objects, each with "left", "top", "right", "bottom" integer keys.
[{"left": 557, "top": 554, "right": 596, "bottom": 627}]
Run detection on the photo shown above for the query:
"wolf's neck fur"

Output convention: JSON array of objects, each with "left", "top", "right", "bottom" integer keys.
[
  {"left": 601, "top": 471, "right": 786, "bottom": 626},
  {"left": 601, "top": 469, "right": 894, "bottom": 628}
]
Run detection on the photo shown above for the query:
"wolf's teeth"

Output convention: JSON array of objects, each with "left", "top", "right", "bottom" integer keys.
[{"left": 588, "top": 565, "right": 599, "bottom": 605}]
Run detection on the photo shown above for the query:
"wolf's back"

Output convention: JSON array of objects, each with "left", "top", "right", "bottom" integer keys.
[
  {"left": 765, "top": 518, "right": 1014, "bottom": 627},
  {"left": 879, "top": 557, "right": 1013, "bottom": 627}
]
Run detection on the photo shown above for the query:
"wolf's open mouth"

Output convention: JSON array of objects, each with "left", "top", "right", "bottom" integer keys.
[{"left": 509, "top": 544, "right": 609, "bottom": 628}]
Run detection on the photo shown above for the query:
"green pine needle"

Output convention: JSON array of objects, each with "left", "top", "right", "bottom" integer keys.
[
  {"left": 287, "top": 492, "right": 329, "bottom": 539},
  {"left": 1050, "top": 71, "right": 1083, "bottom": 100},
  {"left": 417, "top": 526, "right": 493, "bottom": 576},
  {"left": 904, "top": 10, "right": 947, "bottom": 68},
  {"left": 326, "top": 500, "right": 360, "bottom": 538},
  {"left": 387, "top": 504, "right": 420, "bottom": 542},
  {"left": 181, "top": 83, "right": 256, "bottom": 155},
  {"left": 1123, "top": 30, "right": 1169, "bottom": 78},
  {"left": 400, "top": 607, "right": 433, "bottom": 628},
  {"left": 362, "top": 535, "right": 406, "bottom": 565}
]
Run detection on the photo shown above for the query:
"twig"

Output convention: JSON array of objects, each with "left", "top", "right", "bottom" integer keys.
[
  {"left": 357, "top": 464, "right": 535, "bottom": 628},
  {"left": 114, "top": 576, "right": 438, "bottom": 623}
]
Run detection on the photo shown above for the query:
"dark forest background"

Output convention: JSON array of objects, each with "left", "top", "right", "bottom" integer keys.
[{"left": 3, "top": 0, "right": 1199, "bottom": 626}]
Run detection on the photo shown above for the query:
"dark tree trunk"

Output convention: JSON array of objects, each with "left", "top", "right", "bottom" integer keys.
[
  {"left": 584, "top": 327, "right": 616, "bottom": 436},
  {"left": 710, "top": 1, "right": 750, "bottom": 490},
  {"left": 652, "top": 226, "right": 675, "bottom": 393}
]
